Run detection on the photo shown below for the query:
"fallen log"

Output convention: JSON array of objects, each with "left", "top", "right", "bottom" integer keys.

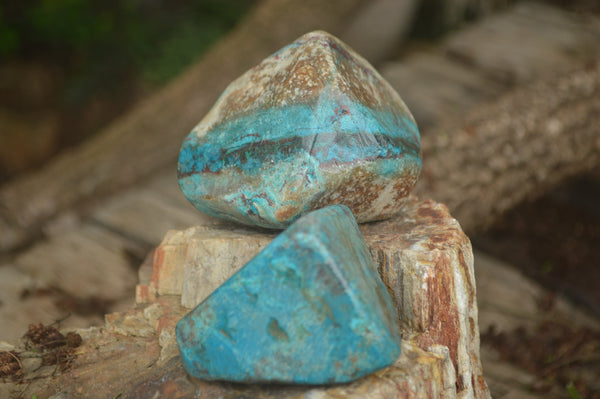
[
  {"left": 415, "top": 61, "right": 600, "bottom": 233},
  {"left": 0, "top": 0, "right": 367, "bottom": 252}
]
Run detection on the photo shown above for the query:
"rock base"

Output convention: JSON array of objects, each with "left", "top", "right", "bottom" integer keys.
[
  {"left": 2, "top": 198, "right": 489, "bottom": 399},
  {"left": 133, "top": 197, "right": 489, "bottom": 398}
]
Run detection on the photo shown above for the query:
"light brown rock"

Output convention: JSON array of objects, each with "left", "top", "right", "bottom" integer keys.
[
  {"left": 134, "top": 197, "right": 489, "bottom": 398},
  {"left": 2, "top": 198, "right": 488, "bottom": 398}
]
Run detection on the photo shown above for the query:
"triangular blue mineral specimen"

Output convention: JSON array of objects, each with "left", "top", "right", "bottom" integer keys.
[{"left": 176, "top": 205, "right": 402, "bottom": 384}]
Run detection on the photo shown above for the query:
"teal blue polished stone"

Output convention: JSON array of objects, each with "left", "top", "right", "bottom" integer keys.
[
  {"left": 178, "top": 31, "right": 421, "bottom": 229},
  {"left": 176, "top": 205, "right": 402, "bottom": 384}
]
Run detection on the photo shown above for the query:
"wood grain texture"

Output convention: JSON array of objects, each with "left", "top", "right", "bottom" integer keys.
[
  {"left": 9, "top": 199, "right": 488, "bottom": 399},
  {"left": 415, "top": 61, "right": 600, "bottom": 234}
]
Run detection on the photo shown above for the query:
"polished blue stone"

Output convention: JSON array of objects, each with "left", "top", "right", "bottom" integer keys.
[
  {"left": 177, "top": 31, "right": 421, "bottom": 229},
  {"left": 176, "top": 205, "right": 402, "bottom": 384}
]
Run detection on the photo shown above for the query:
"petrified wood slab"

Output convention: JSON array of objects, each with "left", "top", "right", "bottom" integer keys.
[
  {"left": 3, "top": 198, "right": 488, "bottom": 398},
  {"left": 132, "top": 197, "right": 489, "bottom": 398}
]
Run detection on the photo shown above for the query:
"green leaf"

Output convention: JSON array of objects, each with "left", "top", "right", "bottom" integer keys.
[{"left": 566, "top": 381, "right": 583, "bottom": 399}]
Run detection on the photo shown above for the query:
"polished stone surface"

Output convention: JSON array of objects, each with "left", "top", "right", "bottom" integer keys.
[
  {"left": 175, "top": 205, "right": 402, "bottom": 384},
  {"left": 178, "top": 30, "right": 421, "bottom": 229}
]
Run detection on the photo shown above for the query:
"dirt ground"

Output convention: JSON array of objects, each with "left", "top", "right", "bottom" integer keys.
[{"left": 474, "top": 174, "right": 600, "bottom": 397}]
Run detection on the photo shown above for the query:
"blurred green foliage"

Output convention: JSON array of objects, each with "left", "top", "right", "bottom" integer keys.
[{"left": 0, "top": 0, "right": 253, "bottom": 104}]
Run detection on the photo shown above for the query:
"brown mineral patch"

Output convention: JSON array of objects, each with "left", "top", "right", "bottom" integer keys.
[
  {"left": 328, "top": 38, "right": 386, "bottom": 108},
  {"left": 264, "top": 51, "right": 331, "bottom": 108},
  {"left": 281, "top": 58, "right": 327, "bottom": 100},
  {"left": 416, "top": 202, "right": 448, "bottom": 222},
  {"left": 338, "top": 60, "right": 379, "bottom": 108},
  {"left": 393, "top": 169, "right": 419, "bottom": 203},
  {"left": 274, "top": 205, "right": 299, "bottom": 223},
  {"left": 314, "top": 166, "right": 382, "bottom": 217},
  {"left": 221, "top": 86, "right": 264, "bottom": 119}
]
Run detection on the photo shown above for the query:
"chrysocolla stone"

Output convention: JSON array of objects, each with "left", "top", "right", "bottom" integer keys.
[
  {"left": 178, "top": 30, "right": 421, "bottom": 228},
  {"left": 175, "top": 205, "right": 402, "bottom": 384}
]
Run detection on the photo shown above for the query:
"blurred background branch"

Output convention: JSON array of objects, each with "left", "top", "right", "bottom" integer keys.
[
  {"left": 0, "top": 0, "right": 367, "bottom": 251},
  {"left": 0, "top": 0, "right": 256, "bottom": 182}
]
